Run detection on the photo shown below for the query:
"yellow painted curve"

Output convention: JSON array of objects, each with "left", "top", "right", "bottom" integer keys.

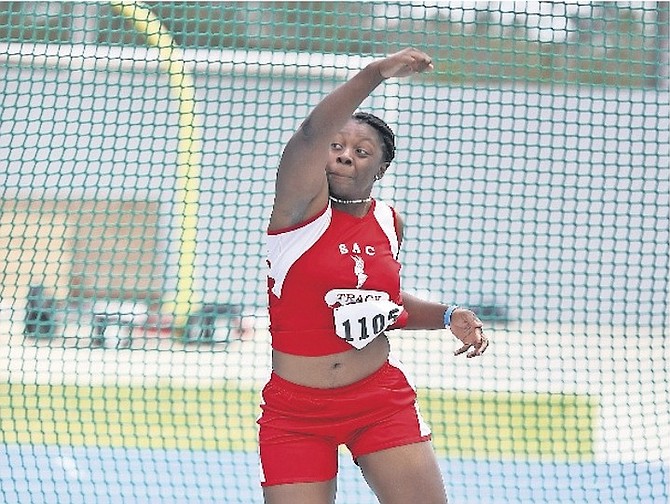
[{"left": 110, "top": 1, "right": 202, "bottom": 327}]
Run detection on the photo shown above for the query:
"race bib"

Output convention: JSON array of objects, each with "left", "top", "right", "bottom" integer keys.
[{"left": 325, "top": 289, "right": 404, "bottom": 350}]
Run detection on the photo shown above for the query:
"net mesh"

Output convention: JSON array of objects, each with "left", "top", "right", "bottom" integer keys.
[{"left": 1, "top": 2, "right": 668, "bottom": 503}]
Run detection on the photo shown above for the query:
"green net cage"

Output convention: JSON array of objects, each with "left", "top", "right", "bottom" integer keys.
[{"left": 0, "top": 2, "right": 668, "bottom": 503}]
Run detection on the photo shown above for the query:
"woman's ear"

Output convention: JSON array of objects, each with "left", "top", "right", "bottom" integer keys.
[{"left": 376, "top": 162, "right": 390, "bottom": 180}]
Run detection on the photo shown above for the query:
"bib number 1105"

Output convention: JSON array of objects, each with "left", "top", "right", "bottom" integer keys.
[
  {"left": 335, "top": 305, "right": 401, "bottom": 349},
  {"left": 341, "top": 311, "right": 399, "bottom": 342}
]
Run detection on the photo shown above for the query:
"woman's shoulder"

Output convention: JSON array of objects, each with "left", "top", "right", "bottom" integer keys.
[{"left": 372, "top": 199, "right": 404, "bottom": 255}]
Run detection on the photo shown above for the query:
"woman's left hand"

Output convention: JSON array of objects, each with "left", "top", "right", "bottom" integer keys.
[
  {"left": 374, "top": 48, "right": 434, "bottom": 79},
  {"left": 450, "top": 308, "right": 489, "bottom": 358}
]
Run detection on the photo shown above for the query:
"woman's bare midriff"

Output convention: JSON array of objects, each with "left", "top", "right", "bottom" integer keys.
[{"left": 272, "top": 334, "right": 391, "bottom": 389}]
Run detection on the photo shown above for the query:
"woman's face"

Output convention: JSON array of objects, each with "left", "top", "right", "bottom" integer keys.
[{"left": 325, "top": 119, "right": 388, "bottom": 199}]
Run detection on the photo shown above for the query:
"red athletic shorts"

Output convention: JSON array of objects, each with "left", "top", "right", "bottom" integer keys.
[{"left": 257, "top": 358, "right": 432, "bottom": 487}]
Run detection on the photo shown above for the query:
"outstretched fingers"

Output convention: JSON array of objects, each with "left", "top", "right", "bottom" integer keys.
[{"left": 454, "top": 327, "right": 489, "bottom": 358}]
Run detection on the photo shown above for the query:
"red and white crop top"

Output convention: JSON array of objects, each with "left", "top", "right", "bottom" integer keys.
[{"left": 266, "top": 199, "right": 408, "bottom": 356}]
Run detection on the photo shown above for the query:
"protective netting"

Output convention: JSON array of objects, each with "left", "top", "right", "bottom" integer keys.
[{"left": 0, "top": 2, "right": 668, "bottom": 503}]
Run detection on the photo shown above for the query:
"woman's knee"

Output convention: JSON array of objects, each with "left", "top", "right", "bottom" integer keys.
[{"left": 358, "top": 442, "right": 447, "bottom": 504}]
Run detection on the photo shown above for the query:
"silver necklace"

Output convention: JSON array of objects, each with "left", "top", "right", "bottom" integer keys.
[{"left": 329, "top": 195, "right": 372, "bottom": 205}]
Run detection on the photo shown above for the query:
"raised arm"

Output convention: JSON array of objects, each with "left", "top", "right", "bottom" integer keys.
[{"left": 268, "top": 48, "right": 433, "bottom": 232}]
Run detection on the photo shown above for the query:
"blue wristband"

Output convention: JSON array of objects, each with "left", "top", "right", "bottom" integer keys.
[{"left": 444, "top": 305, "right": 458, "bottom": 327}]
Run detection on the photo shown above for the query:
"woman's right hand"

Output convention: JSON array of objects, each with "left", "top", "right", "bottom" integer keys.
[{"left": 374, "top": 48, "right": 434, "bottom": 79}]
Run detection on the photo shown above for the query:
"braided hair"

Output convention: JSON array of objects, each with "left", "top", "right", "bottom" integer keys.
[{"left": 352, "top": 111, "right": 396, "bottom": 164}]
